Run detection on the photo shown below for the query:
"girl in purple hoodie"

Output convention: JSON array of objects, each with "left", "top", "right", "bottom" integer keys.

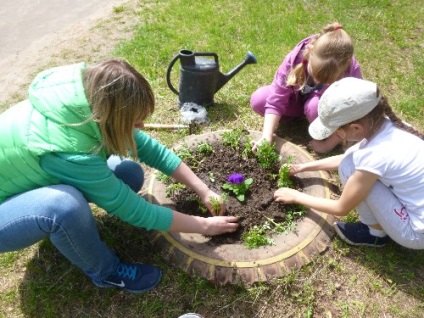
[{"left": 250, "top": 22, "right": 362, "bottom": 153}]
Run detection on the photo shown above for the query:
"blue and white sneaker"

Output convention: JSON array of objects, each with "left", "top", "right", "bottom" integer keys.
[
  {"left": 334, "top": 221, "right": 389, "bottom": 247},
  {"left": 96, "top": 262, "right": 162, "bottom": 293}
]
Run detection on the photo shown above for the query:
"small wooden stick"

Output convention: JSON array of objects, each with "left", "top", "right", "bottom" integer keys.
[{"left": 143, "top": 123, "right": 189, "bottom": 130}]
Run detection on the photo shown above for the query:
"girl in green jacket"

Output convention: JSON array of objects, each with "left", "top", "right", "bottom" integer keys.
[{"left": 0, "top": 59, "right": 239, "bottom": 293}]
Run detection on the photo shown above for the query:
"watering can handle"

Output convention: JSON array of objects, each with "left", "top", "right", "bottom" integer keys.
[
  {"left": 166, "top": 53, "right": 181, "bottom": 95},
  {"left": 166, "top": 51, "right": 219, "bottom": 96}
]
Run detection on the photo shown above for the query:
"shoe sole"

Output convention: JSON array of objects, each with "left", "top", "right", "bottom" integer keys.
[{"left": 333, "top": 222, "right": 386, "bottom": 247}]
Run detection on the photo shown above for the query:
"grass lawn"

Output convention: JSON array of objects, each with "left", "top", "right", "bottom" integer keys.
[{"left": 1, "top": 0, "right": 423, "bottom": 317}]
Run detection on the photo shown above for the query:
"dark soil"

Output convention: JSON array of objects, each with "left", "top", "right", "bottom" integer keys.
[{"left": 169, "top": 138, "right": 304, "bottom": 245}]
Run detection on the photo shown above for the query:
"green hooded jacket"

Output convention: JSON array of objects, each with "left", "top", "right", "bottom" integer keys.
[
  {"left": 0, "top": 63, "right": 178, "bottom": 230},
  {"left": 0, "top": 63, "right": 104, "bottom": 201}
]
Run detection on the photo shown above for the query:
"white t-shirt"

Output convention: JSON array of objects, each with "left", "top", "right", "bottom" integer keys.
[{"left": 344, "top": 119, "right": 424, "bottom": 232}]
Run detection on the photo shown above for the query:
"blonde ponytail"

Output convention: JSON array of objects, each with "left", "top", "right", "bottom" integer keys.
[{"left": 287, "top": 22, "right": 353, "bottom": 89}]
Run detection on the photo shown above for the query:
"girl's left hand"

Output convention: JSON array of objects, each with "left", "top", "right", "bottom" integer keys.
[
  {"left": 274, "top": 188, "right": 301, "bottom": 204},
  {"left": 200, "top": 189, "right": 226, "bottom": 216}
]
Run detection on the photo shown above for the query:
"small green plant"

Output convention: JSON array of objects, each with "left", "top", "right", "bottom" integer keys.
[
  {"left": 255, "top": 141, "right": 280, "bottom": 169},
  {"left": 193, "top": 197, "right": 208, "bottom": 214},
  {"left": 242, "top": 223, "right": 275, "bottom": 249},
  {"left": 207, "top": 171, "right": 216, "bottom": 183},
  {"left": 156, "top": 171, "right": 171, "bottom": 184},
  {"left": 165, "top": 183, "right": 186, "bottom": 197},
  {"left": 242, "top": 138, "right": 255, "bottom": 159},
  {"left": 175, "top": 146, "right": 195, "bottom": 162},
  {"left": 283, "top": 205, "right": 307, "bottom": 229},
  {"left": 242, "top": 205, "right": 307, "bottom": 248},
  {"left": 188, "top": 194, "right": 226, "bottom": 215},
  {"left": 277, "top": 157, "right": 294, "bottom": 188},
  {"left": 221, "top": 128, "right": 246, "bottom": 150},
  {"left": 197, "top": 142, "right": 213, "bottom": 156},
  {"left": 265, "top": 209, "right": 303, "bottom": 234},
  {"left": 113, "top": 5, "right": 125, "bottom": 13},
  {"left": 221, "top": 173, "right": 253, "bottom": 202},
  {"left": 175, "top": 145, "right": 200, "bottom": 169},
  {"left": 209, "top": 196, "right": 224, "bottom": 215}
]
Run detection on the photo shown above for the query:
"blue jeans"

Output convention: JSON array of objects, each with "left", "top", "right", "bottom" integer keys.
[{"left": 0, "top": 156, "right": 144, "bottom": 285}]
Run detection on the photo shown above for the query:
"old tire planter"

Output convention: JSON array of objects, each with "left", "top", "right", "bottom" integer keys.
[{"left": 146, "top": 130, "right": 337, "bottom": 285}]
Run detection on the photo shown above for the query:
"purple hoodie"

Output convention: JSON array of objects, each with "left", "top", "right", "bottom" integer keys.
[{"left": 263, "top": 35, "right": 362, "bottom": 122}]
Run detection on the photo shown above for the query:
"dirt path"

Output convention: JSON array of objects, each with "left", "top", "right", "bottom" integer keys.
[{"left": 0, "top": 0, "right": 139, "bottom": 105}]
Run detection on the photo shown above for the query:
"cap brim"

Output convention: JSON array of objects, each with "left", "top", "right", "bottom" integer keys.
[{"left": 308, "top": 117, "right": 336, "bottom": 140}]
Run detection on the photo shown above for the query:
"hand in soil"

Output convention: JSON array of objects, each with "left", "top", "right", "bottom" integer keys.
[
  {"left": 202, "top": 216, "right": 239, "bottom": 236},
  {"left": 170, "top": 142, "right": 304, "bottom": 245},
  {"left": 274, "top": 187, "right": 301, "bottom": 204}
]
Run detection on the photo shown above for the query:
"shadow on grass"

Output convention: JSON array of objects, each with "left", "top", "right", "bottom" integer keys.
[
  {"left": 17, "top": 214, "right": 257, "bottom": 318},
  {"left": 341, "top": 239, "right": 424, "bottom": 297},
  {"left": 15, "top": 213, "right": 424, "bottom": 317}
]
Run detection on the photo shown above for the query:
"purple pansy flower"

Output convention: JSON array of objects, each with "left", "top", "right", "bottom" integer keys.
[{"left": 227, "top": 173, "right": 245, "bottom": 184}]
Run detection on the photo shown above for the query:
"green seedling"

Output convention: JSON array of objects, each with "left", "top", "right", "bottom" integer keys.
[
  {"left": 175, "top": 146, "right": 195, "bottom": 161},
  {"left": 197, "top": 142, "right": 213, "bottom": 157},
  {"left": 194, "top": 197, "right": 208, "bottom": 214},
  {"left": 242, "top": 222, "right": 275, "bottom": 249},
  {"left": 209, "top": 196, "right": 224, "bottom": 215},
  {"left": 175, "top": 145, "right": 200, "bottom": 169},
  {"left": 165, "top": 183, "right": 186, "bottom": 197},
  {"left": 221, "top": 128, "right": 246, "bottom": 151},
  {"left": 277, "top": 156, "right": 295, "bottom": 188},
  {"left": 280, "top": 205, "right": 307, "bottom": 232},
  {"left": 242, "top": 138, "right": 255, "bottom": 159},
  {"left": 256, "top": 141, "right": 280, "bottom": 170},
  {"left": 207, "top": 172, "right": 216, "bottom": 183},
  {"left": 156, "top": 171, "right": 171, "bottom": 184}
]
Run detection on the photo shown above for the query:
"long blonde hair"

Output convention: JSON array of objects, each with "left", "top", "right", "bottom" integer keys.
[
  {"left": 287, "top": 22, "right": 354, "bottom": 89},
  {"left": 83, "top": 58, "right": 155, "bottom": 158}
]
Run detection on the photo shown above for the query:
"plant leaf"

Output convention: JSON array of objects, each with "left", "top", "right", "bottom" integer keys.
[{"left": 244, "top": 178, "right": 253, "bottom": 185}]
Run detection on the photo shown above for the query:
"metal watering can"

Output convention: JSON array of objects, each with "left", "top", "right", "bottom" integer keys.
[{"left": 166, "top": 49, "right": 257, "bottom": 106}]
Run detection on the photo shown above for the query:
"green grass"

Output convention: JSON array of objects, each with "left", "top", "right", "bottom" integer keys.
[
  {"left": 115, "top": 0, "right": 423, "bottom": 141},
  {"left": 1, "top": 0, "right": 424, "bottom": 317}
]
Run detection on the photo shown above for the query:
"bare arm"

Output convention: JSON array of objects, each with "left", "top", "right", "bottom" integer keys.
[
  {"left": 274, "top": 170, "right": 378, "bottom": 216},
  {"left": 252, "top": 113, "right": 281, "bottom": 152},
  {"left": 168, "top": 211, "right": 239, "bottom": 235},
  {"left": 262, "top": 113, "right": 281, "bottom": 141},
  {"left": 170, "top": 161, "right": 209, "bottom": 198},
  {"left": 290, "top": 154, "right": 344, "bottom": 174}
]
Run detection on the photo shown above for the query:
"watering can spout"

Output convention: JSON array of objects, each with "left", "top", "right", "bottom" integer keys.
[{"left": 216, "top": 51, "right": 257, "bottom": 92}]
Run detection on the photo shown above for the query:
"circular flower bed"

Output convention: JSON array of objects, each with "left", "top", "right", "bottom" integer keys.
[{"left": 147, "top": 130, "right": 337, "bottom": 285}]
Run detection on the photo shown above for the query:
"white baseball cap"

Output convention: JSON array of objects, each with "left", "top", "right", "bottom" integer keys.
[{"left": 309, "top": 77, "right": 381, "bottom": 140}]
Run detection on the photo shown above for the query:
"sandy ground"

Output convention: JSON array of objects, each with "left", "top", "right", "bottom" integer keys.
[{"left": 0, "top": 0, "right": 139, "bottom": 105}]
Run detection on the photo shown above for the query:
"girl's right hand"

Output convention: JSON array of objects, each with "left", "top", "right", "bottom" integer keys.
[{"left": 203, "top": 216, "right": 239, "bottom": 236}]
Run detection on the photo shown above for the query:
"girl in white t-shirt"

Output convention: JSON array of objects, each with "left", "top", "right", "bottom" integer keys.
[{"left": 274, "top": 77, "right": 424, "bottom": 249}]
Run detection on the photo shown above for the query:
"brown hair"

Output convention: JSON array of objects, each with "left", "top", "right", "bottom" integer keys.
[
  {"left": 360, "top": 93, "right": 424, "bottom": 139},
  {"left": 83, "top": 58, "right": 155, "bottom": 158},
  {"left": 287, "top": 22, "right": 354, "bottom": 89}
]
